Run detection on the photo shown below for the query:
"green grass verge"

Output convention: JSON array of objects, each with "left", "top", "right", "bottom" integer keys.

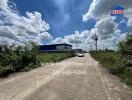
[
  {"left": 90, "top": 51, "right": 132, "bottom": 87},
  {"left": 0, "top": 52, "right": 75, "bottom": 77},
  {"left": 37, "top": 52, "right": 75, "bottom": 63}
]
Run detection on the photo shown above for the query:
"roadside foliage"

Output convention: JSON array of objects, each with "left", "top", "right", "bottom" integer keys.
[
  {"left": 0, "top": 42, "right": 75, "bottom": 77},
  {"left": 90, "top": 34, "right": 132, "bottom": 87}
]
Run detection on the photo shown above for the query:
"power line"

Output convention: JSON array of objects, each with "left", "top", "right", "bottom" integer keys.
[
  {"left": 91, "top": 0, "right": 115, "bottom": 51},
  {"left": 102, "top": 0, "right": 111, "bottom": 18},
  {"left": 103, "top": 0, "right": 115, "bottom": 18},
  {"left": 93, "top": 0, "right": 110, "bottom": 51}
]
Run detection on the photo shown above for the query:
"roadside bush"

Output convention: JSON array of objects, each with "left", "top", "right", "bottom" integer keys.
[
  {"left": 37, "top": 52, "right": 75, "bottom": 63},
  {"left": 0, "top": 66, "right": 14, "bottom": 77},
  {"left": 0, "top": 41, "right": 39, "bottom": 77},
  {"left": 0, "top": 42, "right": 75, "bottom": 77},
  {"left": 90, "top": 34, "right": 132, "bottom": 87},
  {"left": 0, "top": 52, "right": 21, "bottom": 67},
  {"left": 21, "top": 63, "right": 36, "bottom": 72}
]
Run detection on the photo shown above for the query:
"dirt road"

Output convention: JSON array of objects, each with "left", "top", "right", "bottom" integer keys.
[{"left": 0, "top": 53, "right": 132, "bottom": 100}]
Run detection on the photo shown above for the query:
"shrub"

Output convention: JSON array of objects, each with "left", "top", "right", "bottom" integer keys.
[
  {"left": 0, "top": 41, "right": 75, "bottom": 77},
  {"left": 0, "top": 66, "right": 14, "bottom": 77},
  {"left": 90, "top": 34, "right": 132, "bottom": 87},
  {"left": 0, "top": 41, "right": 39, "bottom": 77}
]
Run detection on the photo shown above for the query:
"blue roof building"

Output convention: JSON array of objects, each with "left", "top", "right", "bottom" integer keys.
[{"left": 39, "top": 44, "right": 72, "bottom": 52}]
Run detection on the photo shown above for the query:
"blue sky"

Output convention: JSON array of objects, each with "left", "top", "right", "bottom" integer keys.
[
  {"left": 0, "top": 0, "right": 131, "bottom": 50},
  {"left": 11, "top": 0, "right": 95, "bottom": 38}
]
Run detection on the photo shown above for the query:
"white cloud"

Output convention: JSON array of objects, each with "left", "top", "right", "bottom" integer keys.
[
  {"left": 0, "top": 0, "right": 8, "bottom": 10},
  {"left": 39, "top": 32, "right": 53, "bottom": 41},
  {"left": 118, "top": 33, "right": 126, "bottom": 41},
  {"left": 0, "top": 0, "right": 52, "bottom": 45},
  {"left": 83, "top": 0, "right": 111, "bottom": 21},
  {"left": 0, "top": 26, "right": 19, "bottom": 41},
  {"left": 82, "top": 0, "right": 132, "bottom": 50},
  {"left": 52, "top": 37, "right": 66, "bottom": 44},
  {"left": 90, "top": 16, "right": 121, "bottom": 50},
  {"left": 95, "top": 17, "right": 119, "bottom": 40},
  {"left": 52, "top": 30, "right": 90, "bottom": 51},
  {"left": 53, "top": 0, "right": 132, "bottom": 51},
  {"left": 124, "top": 9, "right": 132, "bottom": 27},
  {"left": 83, "top": 0, "right": 132, "bottom": 28},
  {"left": 118, "top": 0, "right": 132, "bottom": 27},
  {"left": 53, "top": 25, "right": 120, "bottom": 51}
]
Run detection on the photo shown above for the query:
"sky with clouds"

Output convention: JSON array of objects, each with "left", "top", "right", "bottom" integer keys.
[{"left": 0, "top": 0, "right": 132, "bottom": 51}]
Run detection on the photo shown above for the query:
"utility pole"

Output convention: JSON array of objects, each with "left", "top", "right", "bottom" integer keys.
[
  {"left": 95, "top": 34, "right": 98, "bottom": 51},
  {"left": 90, "top": 43, "right": 92, "bottom": 51}
]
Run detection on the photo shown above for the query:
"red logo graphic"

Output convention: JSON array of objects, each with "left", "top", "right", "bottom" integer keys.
[{"left": 112, "top": 10, "right": 124, "bottom": 14}]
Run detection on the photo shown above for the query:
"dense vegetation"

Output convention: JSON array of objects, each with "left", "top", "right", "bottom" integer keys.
[
  {"left": 37, "top": 52, "right": 75, "bottom": 63},
  {"left": 0, "top": 42, "right": 75, "bottom": 77},
  {"left": 90, "top": 34, "right": 132, "bottom": 87}
]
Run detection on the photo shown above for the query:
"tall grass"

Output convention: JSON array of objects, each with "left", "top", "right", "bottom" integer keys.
[
  {"left": 37, "top": 52, "right": 75, "bottom": 63},
  {"left": 90, "top": 34, "right": 132, "bottom": 87}
]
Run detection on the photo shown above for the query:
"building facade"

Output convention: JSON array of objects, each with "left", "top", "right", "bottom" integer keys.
[{"left": 39, "top": 44, "right": 72, "bottom": 52}]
